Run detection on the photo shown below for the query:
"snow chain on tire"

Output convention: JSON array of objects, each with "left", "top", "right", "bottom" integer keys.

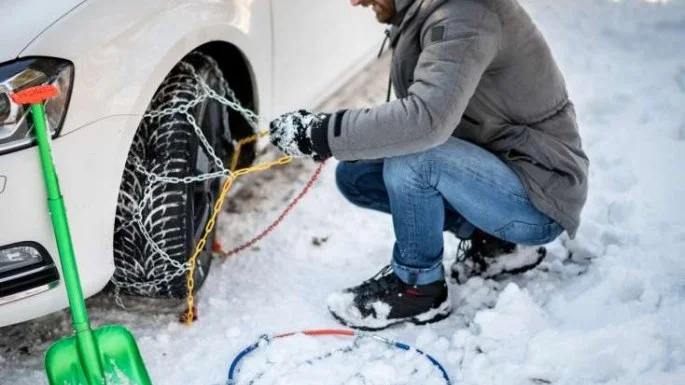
[{"left": 112, "top": 52, "right": 258, "bottom": 298}]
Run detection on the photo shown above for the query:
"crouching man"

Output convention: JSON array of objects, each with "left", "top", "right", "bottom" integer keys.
[{"left": 269, "top": 0, "right": 588, "bottom": 330}]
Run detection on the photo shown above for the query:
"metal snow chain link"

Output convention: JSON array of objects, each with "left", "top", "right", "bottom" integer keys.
[
  {"left": 143, "top": 62, "right": 260, "bottom": 130},
  {"left": 125, "top": 59, "right": 255, "bottom": 285},
  {"left": 112, "top": 54, "right": 321, "bottom": 325},
  {"left": 187, "top": 113, "right": 227, "bottom": 171},
  {"left": 112, "top": 269, "right": 187, "bottom": 293},
  {"left": 134, "top": 161, "right": 231, "bottom": 185},
  {"left": 181, "top": 153, "right": 297, "bottom": 325},
  {"left": 113, "top": 58, "right": 252, "bottom": 306}
]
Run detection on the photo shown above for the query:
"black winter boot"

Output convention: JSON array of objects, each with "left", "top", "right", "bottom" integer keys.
[
  {"left": 450, "top": 230, "right": 546, "bottom": 284},
  {"left": 327, "top": 266, "right": 451, "bottom": 331}
]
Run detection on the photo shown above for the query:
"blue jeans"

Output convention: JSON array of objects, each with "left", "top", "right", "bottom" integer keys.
[{"left": 336, "top": 137, "right": 563, "bottom": 285}]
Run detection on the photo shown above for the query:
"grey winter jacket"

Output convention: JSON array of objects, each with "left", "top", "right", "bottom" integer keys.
[{"left": 316, "top": 0, "right": 589, "bottom": 237}]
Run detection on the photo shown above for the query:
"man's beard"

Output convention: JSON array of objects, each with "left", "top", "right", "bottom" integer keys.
[{"left": 372, "top": 1, "right": 396, "bottom": 23}]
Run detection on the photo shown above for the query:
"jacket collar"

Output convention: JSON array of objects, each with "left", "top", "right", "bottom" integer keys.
[
  {"left": 390, "top": 0, "right": 415, "bottom": 25},
  {"left": 389, "top": 0, "right": 424, "bottom": 47}
]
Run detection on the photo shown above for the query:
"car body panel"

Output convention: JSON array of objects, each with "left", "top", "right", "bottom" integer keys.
[
  {"left": 20, "top": 0, "right": 274, "bottom": 136},
  {"left": 0, "top": 0, "right": 86, "bottom": 63},
  {"left": 0, "top": 116, "right": 130, "bottom": 325},
  {"left": 1, "top": 0, "right": 381, "bottom": 326}
]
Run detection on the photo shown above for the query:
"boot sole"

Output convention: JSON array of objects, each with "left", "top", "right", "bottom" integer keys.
[{"left": 329, "top": 300, "right": 452, "bottom": 332}]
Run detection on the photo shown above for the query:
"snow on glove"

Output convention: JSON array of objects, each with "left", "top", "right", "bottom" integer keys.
[{"left": 269, "top": 110, "right": 331, "bottom": 160}]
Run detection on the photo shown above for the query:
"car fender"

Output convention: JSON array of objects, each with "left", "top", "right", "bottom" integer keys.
[{"left": 19, "top": 0, "right": 273, "bottom": 138}]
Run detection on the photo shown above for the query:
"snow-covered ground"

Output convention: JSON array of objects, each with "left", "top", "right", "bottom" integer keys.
[{"left": 2, "top": 0, "right": 685, "bottom": 384}]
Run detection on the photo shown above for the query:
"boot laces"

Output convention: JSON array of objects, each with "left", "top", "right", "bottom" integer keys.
[
  {"left": 456, "top": 239, "right": 472, "bottom": 263},
  {"left": 360, "top": 265, "right": 400, "bottom": 298}
]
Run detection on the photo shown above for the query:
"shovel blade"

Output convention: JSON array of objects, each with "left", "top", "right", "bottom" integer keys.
[{"left": 46, "top": 325, "right": 152, "bottom": 385}]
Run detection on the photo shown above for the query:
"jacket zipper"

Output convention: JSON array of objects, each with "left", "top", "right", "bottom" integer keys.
[{"left": 378, "top": 29, "right": 393, "bottom": 103}]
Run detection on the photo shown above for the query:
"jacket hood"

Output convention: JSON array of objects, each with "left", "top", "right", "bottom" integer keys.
[
  {"left": 391, "top": 0, "right": 415, "bottom": 25},
  {"left": 394, "top": 0, "right": 414, "bottom": 12}
]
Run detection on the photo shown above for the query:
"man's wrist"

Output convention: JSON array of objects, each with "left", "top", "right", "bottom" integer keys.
[{"left": 311, "top": 113, "right": 333, "bottom": 159}]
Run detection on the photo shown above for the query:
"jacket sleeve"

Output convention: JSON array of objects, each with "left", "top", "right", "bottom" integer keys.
[{"left": 324, "top": 4, "right": 501, "bottom": 161}]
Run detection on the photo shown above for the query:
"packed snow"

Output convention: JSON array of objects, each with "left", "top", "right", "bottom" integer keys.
[
  {"left": 230, "top": 333, "right": 447, "bottom": 385},
  {"left": 1, "top": 0, "right": 684, "bottom": 384}
]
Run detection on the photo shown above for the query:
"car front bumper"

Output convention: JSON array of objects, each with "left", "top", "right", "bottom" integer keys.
[{"left": 0, "top": 115, "right": 137, "bottom": 327}]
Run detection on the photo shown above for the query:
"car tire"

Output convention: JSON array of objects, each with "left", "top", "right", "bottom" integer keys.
[{"left": 112, "top": 52, "right": 255, "bottom": 298}]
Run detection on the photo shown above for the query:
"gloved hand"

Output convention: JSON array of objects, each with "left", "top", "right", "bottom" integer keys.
[{"left": 269, "top": 110, "right": 331, "bottom": 160}]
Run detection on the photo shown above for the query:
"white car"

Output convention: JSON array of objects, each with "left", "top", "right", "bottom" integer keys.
[{"left": 0, "top": 0, "right": 382, "bottom": 327}]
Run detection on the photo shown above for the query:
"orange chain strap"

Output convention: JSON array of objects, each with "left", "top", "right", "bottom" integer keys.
[{"left": 180, "top": 132, "right": 326, "bottom": 324}]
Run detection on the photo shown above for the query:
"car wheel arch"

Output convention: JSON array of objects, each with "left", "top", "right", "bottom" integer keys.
[
  {"left": 109, "top": 39, "right": 261, "bottom": 259},
  {"left": 112, "top": 38, "right": 261, "bottom": 194}
]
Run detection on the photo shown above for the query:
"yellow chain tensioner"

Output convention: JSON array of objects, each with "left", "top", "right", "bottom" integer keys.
[{"left": 181, "top": 131, "right": 292, "bottom": 325}]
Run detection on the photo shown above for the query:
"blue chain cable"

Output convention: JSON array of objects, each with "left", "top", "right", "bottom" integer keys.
[{"left": 226, "top": 330, "right": 451, "bottom": 385}]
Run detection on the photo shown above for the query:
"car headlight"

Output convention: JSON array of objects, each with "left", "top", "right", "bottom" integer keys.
[{"left": 0, "top": 58, "right": 73, "bottom": 155}]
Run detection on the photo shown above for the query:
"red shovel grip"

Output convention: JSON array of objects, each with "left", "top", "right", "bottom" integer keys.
[{"left": 10, "top": 85, "right": 59, "bottom": 105}]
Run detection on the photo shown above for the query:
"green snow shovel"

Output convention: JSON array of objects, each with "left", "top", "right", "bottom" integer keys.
[{"left": 11, "top": 85, "right": 152, "bottom": 385}]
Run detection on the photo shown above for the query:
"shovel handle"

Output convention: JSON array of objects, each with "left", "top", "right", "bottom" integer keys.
[
  {"left": 22, "top": 91, "right": 91, "bottom": 328},
  {"left": 17, "top": 87, "right": 106, "bottom": 384}
]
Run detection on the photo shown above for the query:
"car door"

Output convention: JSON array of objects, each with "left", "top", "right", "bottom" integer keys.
[{"left": 270, "top": 0, "right": 384, "bottom": 116}]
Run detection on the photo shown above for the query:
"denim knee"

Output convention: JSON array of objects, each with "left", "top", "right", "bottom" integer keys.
[{"left": 383, "top": 154, "right": 424, "bottom": 192}]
